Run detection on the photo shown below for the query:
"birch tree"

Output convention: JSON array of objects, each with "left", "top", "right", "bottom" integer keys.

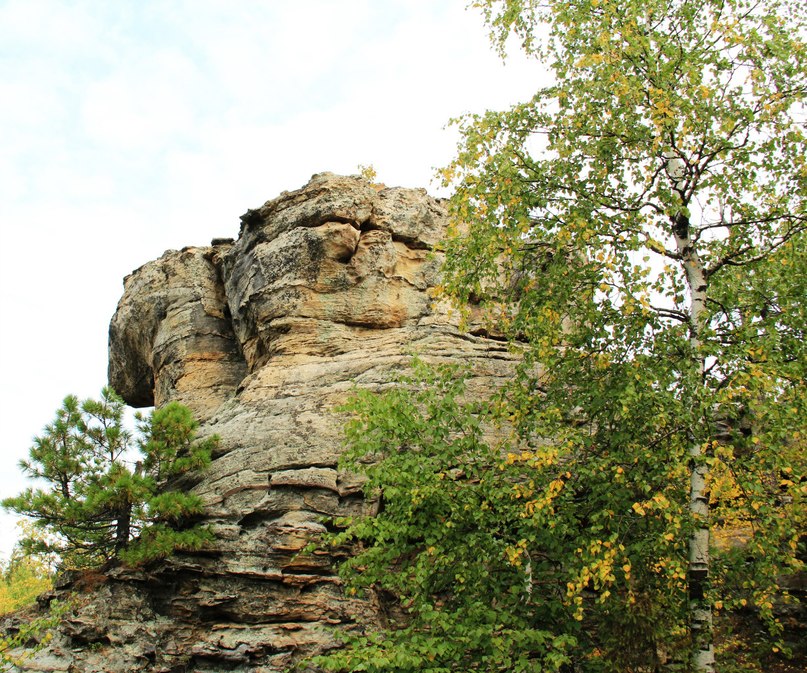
[
  {"left": 439, "top": 0, "right": 806, "bottom": 669},
  {"left": 318, "top": 1, "right": 805, "bottom": 672}
]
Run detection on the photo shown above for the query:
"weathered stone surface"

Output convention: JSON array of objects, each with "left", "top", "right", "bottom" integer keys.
[
  {"left": 15, "top": 173, "right": 517, "bottom": 673},
  {"left": 108, "top": 244, "right": 247, "bottom": 420}
]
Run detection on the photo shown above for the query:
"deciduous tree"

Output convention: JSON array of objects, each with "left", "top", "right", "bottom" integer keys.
[
  {"left": 320, "top": 0, "right": 806, "bottom": 671},
  {"left": 0, "top": 536, "right": 52, "bottom": 616}
]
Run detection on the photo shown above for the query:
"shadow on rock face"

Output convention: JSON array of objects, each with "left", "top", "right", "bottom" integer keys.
[
  {"left": 108, "top": 173, "right": 449, "bottom": 418},
  {"left": 23, "top": 172, "right": 519, "bottom": 673}
]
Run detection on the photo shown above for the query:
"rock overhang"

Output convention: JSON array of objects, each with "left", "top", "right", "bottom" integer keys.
[{"left": 18, "top": 172, "right": 519, "bottom": 673}]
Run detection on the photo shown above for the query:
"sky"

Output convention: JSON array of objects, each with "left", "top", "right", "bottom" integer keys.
[{"left": 0, "top": 0, "right": 541, "bottom": 560}]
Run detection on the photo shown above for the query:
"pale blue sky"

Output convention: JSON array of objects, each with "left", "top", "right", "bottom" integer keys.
[{"left": 0, "top": 0, "right": 542, "bottom": 559}]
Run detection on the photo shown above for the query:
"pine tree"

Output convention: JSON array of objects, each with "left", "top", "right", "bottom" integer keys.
[{"left": 2, "top": 389, "right": 217, "bottom": 569}]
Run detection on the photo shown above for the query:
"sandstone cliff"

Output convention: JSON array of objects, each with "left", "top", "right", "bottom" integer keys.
[{"left": 15, "top": 173, "right": 517, "bottom": 673}]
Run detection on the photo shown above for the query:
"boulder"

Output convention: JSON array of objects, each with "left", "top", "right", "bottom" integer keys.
[{"left": 18, "top": 173, "right": 517, "bottom": 673}]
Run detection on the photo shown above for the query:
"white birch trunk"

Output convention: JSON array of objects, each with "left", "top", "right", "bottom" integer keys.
[{"left": 673, "top": 210, "right": 715, "bottom": 673}]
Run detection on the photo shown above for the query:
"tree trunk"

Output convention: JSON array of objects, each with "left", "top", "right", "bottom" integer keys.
[
  {"left": 115, "top": 506, "right": 131, "bottom": 554},
  {"left": 673, "top": 211, "right": 715, "bottom": 673}
]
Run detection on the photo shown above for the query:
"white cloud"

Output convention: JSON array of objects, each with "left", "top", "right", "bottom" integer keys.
[
  {"left": 81, "top": 73, "right": 195, "bottom": 151},
  {"left": 0, "top": 0, "right": 101, "bottom": 53},
  {"left": 0, "top": 0, "right": 546, "bottom": 560}
]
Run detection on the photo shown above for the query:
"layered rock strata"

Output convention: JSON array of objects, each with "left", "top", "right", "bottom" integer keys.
[{"left": 16, "top": 173, "right": 517, "bottom": 673}]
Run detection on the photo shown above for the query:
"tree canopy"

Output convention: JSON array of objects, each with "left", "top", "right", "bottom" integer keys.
[
  {"left": 2, "top": 389, "right": 217, "bottom": 568},
  {"left": 0, "top": 531, "right": 52, "bottom": 616},
  {"left": 318, "top": 0, "right": 806, "bottom": 671}
]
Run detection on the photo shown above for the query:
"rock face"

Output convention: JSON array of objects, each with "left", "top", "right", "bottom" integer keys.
[{"left": 17, "top": 173, "right": 516, "bottom": 673}]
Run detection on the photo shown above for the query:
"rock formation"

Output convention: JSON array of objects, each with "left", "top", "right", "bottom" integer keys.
[{"left": 14, "top": 173, "right": 517, "bottom": 672}]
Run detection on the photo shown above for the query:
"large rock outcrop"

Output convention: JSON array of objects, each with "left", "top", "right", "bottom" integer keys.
[{"left": 16, "top": 173, "right": 517, "bottom": 673}]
